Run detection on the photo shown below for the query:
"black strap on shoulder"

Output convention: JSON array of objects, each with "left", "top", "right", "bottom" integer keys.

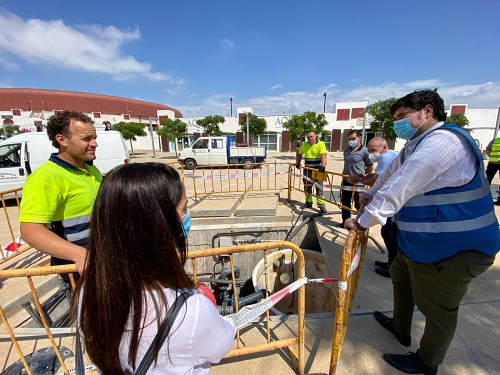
[{"left": 132, "top": 291, "right": 192, "bottom": 375}]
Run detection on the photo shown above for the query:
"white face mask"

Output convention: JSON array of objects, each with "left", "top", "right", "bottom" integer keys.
[{"left": 369, "top": 152, "right": 381, "bottom": 162}]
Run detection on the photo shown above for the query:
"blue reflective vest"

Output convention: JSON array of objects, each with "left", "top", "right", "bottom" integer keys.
[{"left": 395, "top": 123, "right": 500, "bottom": 263}]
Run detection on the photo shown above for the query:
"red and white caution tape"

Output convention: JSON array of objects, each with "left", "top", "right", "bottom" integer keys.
[{"left": 225, "top": 276, "right": 339, "bottom": 329}]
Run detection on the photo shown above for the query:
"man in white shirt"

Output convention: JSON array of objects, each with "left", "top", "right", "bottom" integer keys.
[
  {"left": 344, "top": 90, "right": 499, "bottom": 375},
  {"left": 348, "top": 136, "right": 398, "bottom": 278}
]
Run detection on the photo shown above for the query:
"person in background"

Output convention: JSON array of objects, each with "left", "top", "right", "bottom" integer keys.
[
  {"left": 339, "top": 129, "right": 373, "bottom": 227},
  {"left": 348, "top": 136, "right": 398, "bottom": 278},
  {"left": 484, "top": 137, "right": 500, "bottom": 205},
  {"left": 19, "top": 111, "right": 100, "bottom": 279},
  {"left": 345, "top": 90, "right": 499, "bottom": 375},
  {"left": 296, "top": 130, "right": 328, "bottom": 213},
  {"left": 75, "top": 163, "right": 235, "bottom": 374}
]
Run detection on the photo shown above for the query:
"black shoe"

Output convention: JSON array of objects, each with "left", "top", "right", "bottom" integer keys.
[
  {"left": 383, "top": 352, "right": 438, "bottom": 375},
  {"left": 335, "top": 223, "right": 344, "bottom": 228},
  {"left": 375, "top": 267, "right": 391, "bottom": 278},
  {"left": 375, "top": 261, "right": 390, "bottom": 269},
  {"left": 318, "top": 204, "right": 327, "bottom": 214},
  {"left": 373, "top": 311, "right": 411, "bottom": 347},
  {"left": 304, "top": 202, "right": 312, "bottom": 208}
]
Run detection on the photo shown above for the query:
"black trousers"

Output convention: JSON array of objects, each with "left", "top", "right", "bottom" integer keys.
[
  {"left": 380, "top": 218, "right": 398, "bottom": 265},
  {"left": 341, "top": 180, "right": 360, "bottom": 223},
  {"left": 486, "top": 162, "right": 500, "bottom": 184}
]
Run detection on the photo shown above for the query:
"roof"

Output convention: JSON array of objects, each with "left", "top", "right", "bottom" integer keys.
[{"left": 0, "top": 88, "right": 182, "bottom": 118}]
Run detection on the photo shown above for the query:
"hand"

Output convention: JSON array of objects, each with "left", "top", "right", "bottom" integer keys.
[
  {"left": 348, "top": 175, "right": 360, "bottom": 184},
  {"left": 344, "top": 218, "right": 365, "bottom": 231},
  {"left": 318, "top": 165, "right": 325, "bottom": 172},
  {"left": 74, "top": 251, "right": 87, "bottom": 275},
  {"left": 296, "top": 162, "right": 301, "bottom": 169}
]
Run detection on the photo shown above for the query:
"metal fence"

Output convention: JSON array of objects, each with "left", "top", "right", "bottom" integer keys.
[{"left": 0, "top": 241, "right": 306, "bottom": 374}]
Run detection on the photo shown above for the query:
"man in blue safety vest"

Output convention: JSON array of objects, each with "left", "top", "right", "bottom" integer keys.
[{"left": 344, "top": 90, "right": 499, "bottom": 375}]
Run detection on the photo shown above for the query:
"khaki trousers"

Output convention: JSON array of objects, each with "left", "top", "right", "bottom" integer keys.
[{"left": 390, "top": 249, "right": 495, "bottom": 367}]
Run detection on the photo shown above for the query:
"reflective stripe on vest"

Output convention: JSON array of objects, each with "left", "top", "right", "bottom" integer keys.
[
  {"left": 489, "top": 138, "right": 500, "bottom": 163},
  {"left": 395, "top": 123, "right": 500, "bottom": 263}
]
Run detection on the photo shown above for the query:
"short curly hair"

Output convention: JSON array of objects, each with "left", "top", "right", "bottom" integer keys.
[
  {"left": 390, "top": 90, "right": 446, "bottom": 122},
  {"left": 46, "top": 110, "right": 93, "bottom": 149}
]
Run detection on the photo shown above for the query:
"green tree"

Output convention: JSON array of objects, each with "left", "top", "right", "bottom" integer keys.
[
  {"left": 238, "top": 113, "right": 268, "bottom": 142},
  {"left": 445, "top": 113, "right": 470, "bottom": 128},
  {"left": 365, "top": 98, "right": 398, "bottom": 140},
  {"left": 112, "top": 122, "right": 147, "bottom": 155},
  {"left": 282, "top": 111, "right": 329, "bottom": 143},
  {"left": 196, "top": 115, "right": 225, "bottom": 136},
  {"left": 3, "top": 125, "right": 20, "bottom": 138},
  {"left": 156, "top": 118, "right": 188, "bottom": 155}
]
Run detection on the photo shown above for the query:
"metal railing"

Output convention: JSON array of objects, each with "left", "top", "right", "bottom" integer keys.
[
  {"left": 287, "top": 165, "right": 368, "bottom": 214},
  {"left": 0, "top": 241, "right": 306, "bottom": 374},
  {"left": 329, "top": 228, "right": 368, "bottom": 375},
  {"left": 0, "top": 188, "right": 32, "bottom": 265},
  {"left": 185, "top": 162, "right": 287, "bottom": 203}
]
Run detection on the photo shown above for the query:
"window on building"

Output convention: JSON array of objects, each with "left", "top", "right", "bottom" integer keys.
[
  {"left": 11, "top": 109, "right": 21, "bottom": 116},
  {"left": 255, "top": 132, "right": 278, "bottom": 151},
  {"left": 450, "top": 105, "right": 466, "bottom": 115},
  {"left": 337, "top": 109, "right": 350, "bottom": 121},
  {"left": 322, "top": 133, "right": 332, "bottom": 151},
  {"left": 351, "top": 108, "right": 365, "bottom": 119}
]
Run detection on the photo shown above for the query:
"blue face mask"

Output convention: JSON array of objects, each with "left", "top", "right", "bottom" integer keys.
[
  {"left": 181, "top": 210, "right": 191, "bottom": 237},
  {"left": 393, "top": 110, "right": 426, "bottom": 140},
  {"left": 348, "top": 140, "right": 358, "bottom": 148},
  {"left": 393, "top": 118, "right": 417, "bottom": 140}
]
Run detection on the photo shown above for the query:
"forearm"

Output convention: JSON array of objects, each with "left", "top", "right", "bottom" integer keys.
[
  {"left": 359, "top": 173, "right": 378, "bottom": 186},
  {"left": 20, "top": 222, "right": 86, "bottom": 264}
]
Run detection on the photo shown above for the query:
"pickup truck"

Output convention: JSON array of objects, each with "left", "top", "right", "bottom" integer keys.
[{"left": 178, "top": 135, "right": 266, "bottom": 169}]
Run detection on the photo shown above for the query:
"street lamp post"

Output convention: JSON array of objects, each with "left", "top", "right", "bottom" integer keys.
[
  {"left": 323, "top": 92, "right": 327, "bottom": 113},
  {"left": 42, "top": 101, "right": 47, "bottom": 111},
  {"left": 230, "top": 98, "right": 233, "bottom": 117},
  {"left": 28, "top": 100, "right": 32, "bottom": 111},
  {"left": 246, "top": 112, "right": 250, "bottom": 145}
]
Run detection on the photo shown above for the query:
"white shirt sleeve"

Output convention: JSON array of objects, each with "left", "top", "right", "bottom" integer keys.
[
  {"left": 358, "top": 128, "right": 477, "bottom": 228},
  {"left": 188, "top": 295, "right": 236, "bottom": 365}
]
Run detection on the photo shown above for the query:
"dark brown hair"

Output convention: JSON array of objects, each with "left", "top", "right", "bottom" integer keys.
[
  {"left": 73, "top": 162, "right": 194, "bottom": 374},
  {"left": 390, "top": 89, "right": 446, "bottom": 122},
  {"left": 46, "top": 110, "right": 93, "bottom": 148}
]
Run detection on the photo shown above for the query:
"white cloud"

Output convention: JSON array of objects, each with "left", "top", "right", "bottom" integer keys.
[
  {"left": 268, "top": 84, "right": 283, "bottom": 91},
  {"left": 176, "top": 80, "right": 500, "bottom": 118},
  {"left": 220, "top": 38, "right": 235, "bottom": 49},
  {"left": 0, "top": 9, "right": 170, "bottom": 82}
]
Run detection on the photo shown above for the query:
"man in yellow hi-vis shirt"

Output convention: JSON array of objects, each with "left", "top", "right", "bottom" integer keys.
[
  {"left": 485, "top": 137, "right": 500, "bottom": 205},
  {"left": 296, "top": 131, "right": 327, "bottom": 213}
]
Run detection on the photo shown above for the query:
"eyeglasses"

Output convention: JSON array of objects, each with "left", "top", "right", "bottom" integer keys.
[{"left": 394, "top": 108, "right": 424, "bottom": 121}]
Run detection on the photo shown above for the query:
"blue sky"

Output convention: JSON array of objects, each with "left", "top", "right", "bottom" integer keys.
[{"left": 0, "top": 1, "right": 498, "bottom": 117}]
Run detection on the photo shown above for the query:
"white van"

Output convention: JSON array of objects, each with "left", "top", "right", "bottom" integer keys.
[{"left": 0, "top": 131, "right": 129, "bottom": 193}]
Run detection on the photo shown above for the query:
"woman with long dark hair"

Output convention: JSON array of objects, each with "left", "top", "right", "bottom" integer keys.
[{"left": 74, "top": 163, "right": 235, "bottom": 374}]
